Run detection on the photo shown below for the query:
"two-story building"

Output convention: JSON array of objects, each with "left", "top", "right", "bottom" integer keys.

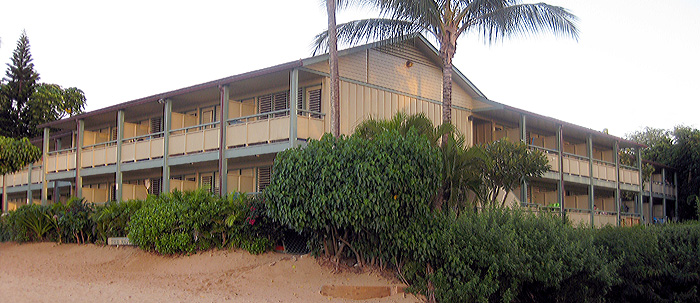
[{"left": 0, "top": 35, "right": 677, "bottom": 226}]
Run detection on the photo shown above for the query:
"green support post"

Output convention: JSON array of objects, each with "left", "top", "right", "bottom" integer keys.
[
  {"left": 76, "top": 119, "right": 84, "bottom": 198},
  {"left": 520, "top": 114, "right": 528, "bottom": 206},
  {"left": 219, "top": 85, "right": 229, "bottom": 196},
  {"left": 588, "top": 134, "right": 595, "bottom": 227},
  {"left": 27, "top": 162, "right": 32, "bottom": 205},
  {"left": 556, "top": 124, "right": 564, "bottom": 218},
  {"left": 116, "top": 110, "right": 124, "bottom": 202},
  {"left": 614, "top": 141, "right": 621, "bottom": 226},
  {"left": 674, "top": 172, "right": 678, "bottom": 221},
  {"left": 290, "top": 69, "right": 299, "bottom": 148},
  {"left": 162, "top": 99, "right": 172, "bottom": 194},
  {"left": 41, "top": 127, "right": 49, "bottom": 205},
  {"left": 636, "top": 147, "right": 643, "bottom": 220},
  {"left": 662, "top": 168, "right": 667, "bottom": 221}
]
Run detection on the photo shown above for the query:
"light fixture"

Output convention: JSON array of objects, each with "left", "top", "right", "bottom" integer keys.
[{"left": 405, "top": 60, "right": 413, "bottom": 68}]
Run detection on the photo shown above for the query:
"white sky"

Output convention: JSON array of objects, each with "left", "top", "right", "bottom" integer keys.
[{"left": 1, "top": 0, "right": 698, "bottom": 138}]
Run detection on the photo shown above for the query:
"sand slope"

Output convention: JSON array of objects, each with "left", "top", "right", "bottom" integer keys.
[{"left": 0, "top": 242, "right": 419, "bottom": 303}]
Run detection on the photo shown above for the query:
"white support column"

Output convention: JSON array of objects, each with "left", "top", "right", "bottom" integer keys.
[
  {"left": 162, "top": 99, "right": 172, "bottom": 194},
  {"left": 219, "top": 85, "right": 229, "bottom": 196},
  {"left": 289, "top": 68, "right": 299, "bottom": 148},
  {"left": 116, "top": 110, "right": 124, "bottom": 202},
  {"left": 41, "top": 127, "right": 49, "bottom": 205}
]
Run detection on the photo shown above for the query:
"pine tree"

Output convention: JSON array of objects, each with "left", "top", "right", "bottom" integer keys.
[{"left": 1, "top": 31, "right": 40, "bottom": 138}]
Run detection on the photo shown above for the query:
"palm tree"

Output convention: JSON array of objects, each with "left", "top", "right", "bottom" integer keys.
[
  {"left": 313, "top": 0, "right": 578, "bottom": 128},
  {"left": 326, "top": 0, "right": 341, "bottom": 137}
]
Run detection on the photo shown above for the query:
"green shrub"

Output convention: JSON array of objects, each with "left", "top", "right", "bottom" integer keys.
[
  {"left": 266, "top": 130, "right": 441, "bottom": 265},
  {"left": 49, "top": 197, "right": 95, "bottom": 244},
  {"left": 404, "top": 209, "right": 617, "bottom": 302},
  {"left": 4, "top": 204, "right": 54, "bottom": 242},
  {"left": 595, "top": 222, "right": 700, "bottom": 302},
  {"left": 225, "top": 193, "right": 281, "bottom": 254},
  {"left": 92, "top": 199, "right": 144, "bottom": 244},
  {"left": 128, "top": 189, "right": 280, "bottom": 255}
]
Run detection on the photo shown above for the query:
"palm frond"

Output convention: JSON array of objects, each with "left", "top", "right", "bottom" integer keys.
[
  {"left": 312, "top": 18, "right": 425, "bottom": 55},
  {"left": 472, "top": 3, "right": 579, "bottom": 43}
]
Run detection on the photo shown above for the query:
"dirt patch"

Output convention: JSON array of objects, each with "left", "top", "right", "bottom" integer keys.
[{"left": 0, "top": 242, "right": 419, "bottom": 302}]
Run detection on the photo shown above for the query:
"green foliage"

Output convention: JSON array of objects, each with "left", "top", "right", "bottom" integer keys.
[
  {"left": 128, "top": 189, "right": 279, "bottom": 255},
  {"left": 266, "top": 130, "right": 441, "bottom": 265},
  {"left": 0, "top": 31, "right": 85, "bottom": 138},
  {"left": 477, "top": 139, "right": 550, "bottom": 207},
  {"left": 627, "top": 125, "right": 700, "bottom": 219},
  {"left": 0, "top": 136, "right": 42, "bottom": 174},
  {"left": 92, "top": 199, "right": 144, "bottom": 244},
  {"left": 49, "top": 197, "right": 95, "bottom": 244},
  {"left": 594, "top": 223, "right": 700, "bottom": 302},
  {"left": 404, "top": 209, "right": 615, "bottom": 302},
  {"left": 225, "top": 193, "right": 281, "bottom": 254},
  {"left": 2, "top": 204, "right": 54, "bottom": 242}
]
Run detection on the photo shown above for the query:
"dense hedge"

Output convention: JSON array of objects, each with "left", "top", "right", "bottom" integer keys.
[
  {"left": 128, "top": 189, "right": 280, "bottom": 255},
  {"left": 0, "top": 190, "right": 280, "bottom": 255},
  {"left": 266, "top": 131, "right": 441, "bottom": 265}
]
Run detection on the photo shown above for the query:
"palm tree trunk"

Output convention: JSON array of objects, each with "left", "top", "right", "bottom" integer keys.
[
  {"left": 327, "top": 0, "right": 341, "bottom": 137},
  {"left": 439, "top": 30, "right": 457, "bottom": 144}
]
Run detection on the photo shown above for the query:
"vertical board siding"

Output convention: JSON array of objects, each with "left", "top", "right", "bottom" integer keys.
[{"left": 338, "top": 80, "right": 470, "bottom": 136}]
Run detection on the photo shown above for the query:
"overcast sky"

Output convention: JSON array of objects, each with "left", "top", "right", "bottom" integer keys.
[{"left": 1, "top": 0, "right": 698, "bottom": 138}]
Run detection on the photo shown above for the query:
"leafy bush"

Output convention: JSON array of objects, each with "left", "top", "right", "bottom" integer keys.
[
  {"left": 128, "top": 189, "right": 279, "bottom": 255},
  {"left": 595, "top": 222, "right": 700, "bottom": 302},
  {"left": 49, "top": 197, "right": 95, "bottom": 244},
  {"left": 92, "top": 199, "right": 144, "bottom": 244},
  {"left": 266, "top": 131, "right": 442, "bottom": 266},
  {"left": 225, "top": 193, "right": 280, "bottom": 254},
  {"left": 405, "top": 209, "right": 616, "bottom": 302},
  {"left": 2, "top": 204, "right": 54, "bottom": 242}
]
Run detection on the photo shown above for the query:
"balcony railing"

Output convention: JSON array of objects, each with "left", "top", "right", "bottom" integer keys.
[
  {"left": 122, "top": 132, "right": 164, "bottom": 162},
  {"left": 81, "top": 140, "right": 117, "bottom": 168},
  {"left": 170, "top": 122, "right": 220, "bottom": 155},
  {"left": 47, "top": 148, "right": 77, "bottom": 173}
]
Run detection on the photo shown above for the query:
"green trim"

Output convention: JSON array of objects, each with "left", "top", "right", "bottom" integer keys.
[
  {"left": 219, "top": 85, "right": 230, "bottom": 196},
  {"left": 162, "top": 99, "right": 172, "bottom": 194},
  {"left": 587, "top": 134, "right": 595, "bottom": 227},
  {"left": 116, "top": 110, "right": 124, "bottom": 202},
  {"left": 41, "top": 127, "right": 49, "bottom": 205},
  {"left": 290, "top": 69, "right": 299, "bottom": 148}
]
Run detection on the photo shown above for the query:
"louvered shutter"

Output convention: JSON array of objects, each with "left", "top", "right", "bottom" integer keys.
[
  {"left": 110, "top": 127, "right": 118, "bottom": 142},
  {"left": 258, "top": 94, "right": 273, "bottom": 120},
  {"left": 273, "top": 92, "right": 289, "bottom": 117},
  {"left": 110, "top": 184, "right": 117, "bottom": 201},
  {"left": 257, "top": 166, "right": 271, "bottom": 192},
  {"left": 151, "top": 117, "right": 163, "bottom": 137},
  {"left": 149, "top": 178, "right": 162, "bottom": 196},
  {"left": 308, "top": 88, "right": 322, "bottom": 118},
  {"left": 201, "top": 175, "right": 213, "bottom": 192},
  {"left": 297, "top": 88, "right": 304, "bottom": 113}
]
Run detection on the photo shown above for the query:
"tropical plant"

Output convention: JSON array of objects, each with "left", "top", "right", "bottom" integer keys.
[
  {"left": 92, "top": 199, "right": 144, "bottom": 244},
  {"left": 477, "top": 139, "right": 549, "bottom": 207},
  {"left": 325, "top": 0, "right": 341, "bottom": 137},
  {"left": 313, "top": 0, "right": 578, "bottom": 128}
]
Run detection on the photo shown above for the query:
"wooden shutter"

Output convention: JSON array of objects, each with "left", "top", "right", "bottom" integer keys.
[
  {"left": 257, "top": 166, "right": 271, "bottom": 192},
  {"left": 297, "top": 88, "right": 304, "bottom": 112},
  {"left": 149, "top": 178, "right": 161, "bottom": 196},
  {"left": 151, "top": 117, "right": 163, "bottom": 137},
  {"left": 273, "top": 92, "right": 289, "bottom": 117},
  {"left": 308, "top": 88, "right": 322, "bottom": 118},
  {"left": 258, "top": 94, "right": 273, "bottom": 120}
]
